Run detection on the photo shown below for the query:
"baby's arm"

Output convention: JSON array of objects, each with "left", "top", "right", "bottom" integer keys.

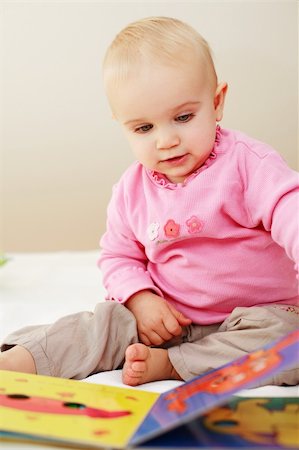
[
  {"left": 99, "top": 180, "right": 164, "bottom": 304},
  {"left": 99, "top": 173, "right": 191, "bottom": 341},
  {"left": 126, "top": 290, "right": 191, "bottom": 346},
  {"left": 243, "top": 150, "right": 299, "bottom": 271}
]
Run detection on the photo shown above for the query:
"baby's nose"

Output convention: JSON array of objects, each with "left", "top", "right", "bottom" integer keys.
[{"left": 156, "top": 129, "right": 180, "bottom": 150}]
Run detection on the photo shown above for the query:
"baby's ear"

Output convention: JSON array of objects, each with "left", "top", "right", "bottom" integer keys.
[{"left": 214, "top": 82, "right": 228, "bottom": 122}]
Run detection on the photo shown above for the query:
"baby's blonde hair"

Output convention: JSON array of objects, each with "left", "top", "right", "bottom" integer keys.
[{"left": 103, "top": 16, "right": 217, "bottom": 91}]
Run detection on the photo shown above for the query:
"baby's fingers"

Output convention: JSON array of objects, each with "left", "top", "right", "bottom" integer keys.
[
  {"left": 147, "top": 330, "right": 165, "bottom": 346},
  {"left": 139, "top": 332, "right": 152, "bottom": 346},
  {"left": 168, "top": 304, "right": 192, "bottom": 326},
  {"left": 163, "top": 315, "right": 183, "bottom": 337}
]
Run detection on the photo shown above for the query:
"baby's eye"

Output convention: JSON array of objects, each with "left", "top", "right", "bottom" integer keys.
[
  {"left": 135, "top": 124, "right": 153, "bottom": 133},
  {"left": 176, "top": 113, "right": 194, "bottom": 123}
]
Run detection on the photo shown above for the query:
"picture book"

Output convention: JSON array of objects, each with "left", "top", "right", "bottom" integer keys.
[
  {"left": 140, "top": 396, "right": 299, "bottom": 449},
  {"left": 0, "top": 329, "right": 298, "bottom": 449}
]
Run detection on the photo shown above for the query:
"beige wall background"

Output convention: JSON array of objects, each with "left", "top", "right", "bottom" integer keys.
[{"left": 0, "top": 0, "right": 298, "bottom": 252}]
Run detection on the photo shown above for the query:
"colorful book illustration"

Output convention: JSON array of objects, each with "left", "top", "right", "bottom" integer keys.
[
  {"left": 139, "top": 397, "right": 299, "bottom": 449},
  {"left": 0, "top": 329, "right": 298, "bottom": 449}
]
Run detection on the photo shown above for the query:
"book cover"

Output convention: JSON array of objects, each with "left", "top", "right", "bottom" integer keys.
[{"left": 0, "top": 329, "right": 298, "bottom": 449}]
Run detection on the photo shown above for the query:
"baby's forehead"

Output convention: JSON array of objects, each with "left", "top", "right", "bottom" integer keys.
[
  {"left": 106, "top": 60, "right": 214, "bottom": 121},
  {"left": 105, "top": 52, "right": 216, "bottom": 96}
]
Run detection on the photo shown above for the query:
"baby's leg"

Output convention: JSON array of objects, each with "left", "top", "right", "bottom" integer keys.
[
  {"left": 122, "top": 344, "right": 182, "bottom": 386},
  {"left": 0, "top": 302, "right": 138, "bottom": 379},
  {"left": 168, "top": 305, "right": 299, "bottom": 386},
  {"left": 0, "top": 345, "right": 36, "bottom": 373}
]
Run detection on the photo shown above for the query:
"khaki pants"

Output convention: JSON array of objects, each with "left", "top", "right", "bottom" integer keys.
[{"left": 1, "top": 302, "right": 299, "bottom": 385}]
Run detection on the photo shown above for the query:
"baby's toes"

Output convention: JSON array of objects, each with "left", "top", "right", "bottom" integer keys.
[
  {"left": 131, "top": 360, "right": 147, "bottom": 372},
  {"left": 122, "top": 364, "right": 143, "bottom": 385},
  {"left": 125, "top": 343, "right": 149, "bottom": 363}
]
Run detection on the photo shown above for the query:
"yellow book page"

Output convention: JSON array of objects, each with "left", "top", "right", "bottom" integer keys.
[{"left": 0, "top": 370, "right": 159, "bottom": 448}]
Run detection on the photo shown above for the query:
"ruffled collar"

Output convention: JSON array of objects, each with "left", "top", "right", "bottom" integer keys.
[{"left": 147, "top": 124, "right": 222, "bottom": 189}]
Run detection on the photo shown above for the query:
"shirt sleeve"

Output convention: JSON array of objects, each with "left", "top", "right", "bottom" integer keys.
[
  {"left": 242, "top": 145, "right": 299, "bottom": 275},
  {"left": 98, "top": 181, "right": 163, "bottom": 303}
]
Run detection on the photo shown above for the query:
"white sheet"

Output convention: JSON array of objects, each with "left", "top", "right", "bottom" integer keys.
[{"left": 0, "top": 252, "right": 297, "bottom": 449}]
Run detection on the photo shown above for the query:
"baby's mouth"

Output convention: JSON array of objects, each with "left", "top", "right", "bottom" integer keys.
[
  {"left": 168, "top": 155, "right": 183, "bottom": 161},
  {"left": 162, "top": 154, "right": 187, "bottom": 165}
]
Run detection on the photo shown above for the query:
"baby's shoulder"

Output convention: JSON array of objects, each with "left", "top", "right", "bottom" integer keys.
[
  {"left": 117, "top": 161, "right": 144, "bottom": 185},
  {"left": 226, "top": 128, "right": 279, "bottom": 161},
  {"left": 112, "top": 161, "right": 146, "bottom": 197}
]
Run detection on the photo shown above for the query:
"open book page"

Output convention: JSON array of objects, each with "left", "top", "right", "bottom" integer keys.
[
  {"left": 138, "top": 396, "right": 299, "bottom": 449},
  {"left": 0, "top": 371, "right": 158, "bottom": 449}
]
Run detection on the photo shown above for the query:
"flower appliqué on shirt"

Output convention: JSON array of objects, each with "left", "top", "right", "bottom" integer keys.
[
  {"left": 186, "top": 216, "right": 204, "bottom": 234},
  {"left": 147, "top": 222, "right": 160, "bottom": 241},
  {"left": 164, "top": 219, "right": 180, "bottom": 238}
]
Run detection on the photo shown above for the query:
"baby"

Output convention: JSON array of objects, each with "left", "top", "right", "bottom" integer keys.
[{"left": 1, "top": 16, "right": 298, "bottom": 386}]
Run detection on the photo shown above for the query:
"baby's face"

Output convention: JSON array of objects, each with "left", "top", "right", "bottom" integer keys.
[{"left": 109, "top": 61, "right": 226, "bottom": 184}]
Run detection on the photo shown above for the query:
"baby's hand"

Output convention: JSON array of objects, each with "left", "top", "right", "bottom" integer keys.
[{"left": 126, "top": 290, "right": 192, "bottom": 346}]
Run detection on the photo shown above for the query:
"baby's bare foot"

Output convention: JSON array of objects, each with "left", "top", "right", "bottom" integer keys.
[{"left": 122, "top": 343, "right": 181, "bottom": 386}]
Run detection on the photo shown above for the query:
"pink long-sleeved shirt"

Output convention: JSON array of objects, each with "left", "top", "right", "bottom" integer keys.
[{"left": 98, "top": 127, "right": 299, "bottom": 324}]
